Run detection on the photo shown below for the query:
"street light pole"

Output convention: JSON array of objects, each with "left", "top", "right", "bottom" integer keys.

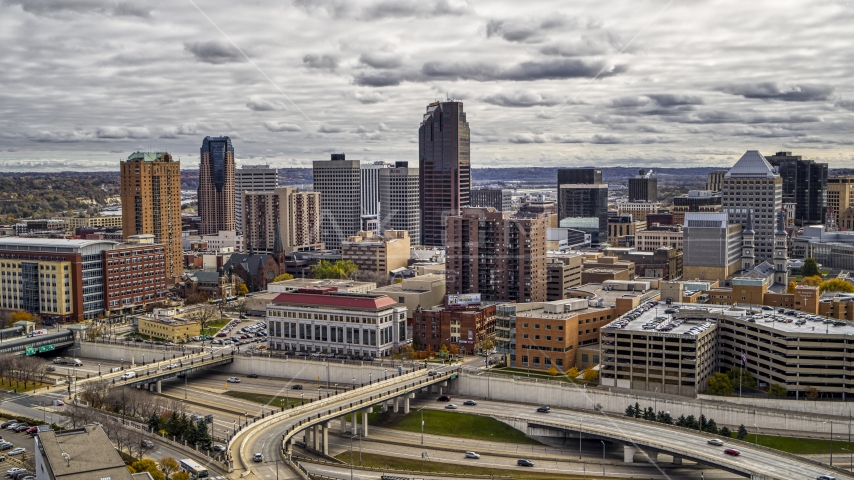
[
  {"left": 579, "top": 418, "right": 583, "bottom": 459},
  {"left": 600, "top": 441, "right": 605, "bottom": 480}
]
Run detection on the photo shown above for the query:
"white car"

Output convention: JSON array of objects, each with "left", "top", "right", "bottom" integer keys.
[
  {"left": 253, "top": 453, "right": 263, "bottom": 462},
  {"left": 465, "top": 451, "right": 480, "bottom": 459},
  {"left": 212, "top": 444, "right": 226, "bottom": 452},
  {"left": 708, "top": 439, "right": 724, "bottom": 446},
  {"left": 8, "top": 448, "right": 25, "bottom": 456},
  {"left": 6, "top": 468, "right": 26, "bottom": 476},
  {"left": 227, "top": 377, "right": 241, "bottom": 383}
]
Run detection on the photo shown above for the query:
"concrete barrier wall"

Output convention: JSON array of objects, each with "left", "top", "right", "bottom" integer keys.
[
  {"left": 697, "top": 394, "right": 854, "bottom": 417},
  {"left": 455, "top": 374, "right": 841, "bottom": 435},
  {"left": 79, "top": 341, "right": 188, "bottom": 363},
  {"left": 222, "top": 356, "right": 418, "bottom": 386}
]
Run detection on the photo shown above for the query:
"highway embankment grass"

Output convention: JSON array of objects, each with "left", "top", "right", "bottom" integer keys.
[
  {"left": 736, "top": 433, "right": 854, "bottom": 455},
  {"left": 223, "top": 390, "right": 304, "bottom": 407},
  {"left": 371, "top": 409, "right": 542, "bottom": 445},
  {"left": 333, "top": 451, "right": 624, "bottom": 479}
]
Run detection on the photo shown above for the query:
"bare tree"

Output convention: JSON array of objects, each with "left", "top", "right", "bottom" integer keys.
[
  {"left": 80, "top": 379, "right": 110, "bottom": 409},
  {"left": 187, "top": 305, "right": 219, "bottom": 332}
]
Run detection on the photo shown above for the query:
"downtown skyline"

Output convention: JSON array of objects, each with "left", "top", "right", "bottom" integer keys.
[{"left": 2, "top": 0, "right": 854, "bottom": 171}]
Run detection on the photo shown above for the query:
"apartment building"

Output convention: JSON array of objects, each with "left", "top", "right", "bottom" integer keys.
[
  {"left": 313, "top": 154, "right": 361, "bottom": 250},
  {"left": 266, "top": 288, "right": 407, "bottom": 357},
  {"left": 0, "top": 237, "right": 167, "bottom": 323},
  {"left": 341, "top": 230, "right": 411, "bottom": 275},
  {"left": 546, "top": 254, "right": 582, "bottom": 301},
  {"left": 243, "top": 187, "right": 322, "bottom": 254},
  {"left": 634, "top": 227, "right": 683, "bottom": 251},
  {"left": 55, "top": 216, "right": 123, "bottom": 231},
  {"left": 470, "top": 188, "right": 513, "bottom": 212},
  {"left": 446, "top": 207, "right": 547, "bottom": 303},
  {"left": 235, "top": 164, "right": 278, "bottom": 233},
  {"left": 616, "top": 202, "right": 661, "bottom": 224},
  {"left": 411, "top": 303, "right": 496, "bottom": 354}
]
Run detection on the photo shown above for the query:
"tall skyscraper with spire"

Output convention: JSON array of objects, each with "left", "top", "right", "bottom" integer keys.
[
  {"left": 198, "top": 136, "right": 236, "bottom": 235},
  {"left": 419, "top": 101, "right": 470, "bottom": 247}
]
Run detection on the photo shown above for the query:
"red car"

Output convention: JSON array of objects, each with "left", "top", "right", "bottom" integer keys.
[
  {"left": 724, "top": 448, "right": 740, "bottom": 456},
  {"left": 437, "top": 396, "right": 451, "bottom": 402},
  {"left": 216, "top": 332, "right": 227, "bottom": 337}
]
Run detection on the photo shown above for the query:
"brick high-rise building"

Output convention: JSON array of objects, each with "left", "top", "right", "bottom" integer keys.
[
  {"left": 198, "top": 136, "right": 236, "bottom": 235},
  {"left": 235, "top": 164, "right": 278, "bottom": 234},
  {"left": 446, "top": 207, "right": 547, "bottom": 303},
  {"left": 120, "top": 151, "right": 183, "bottom": 279},
  {"left": 313, "top": 154, "right": 361, "bottom": 250},
  {"left": 242, "top": 187, "right": 323, "bottom": 254},
  {"left": 419, "top": 101, "right": 471, "bottom": 246}
]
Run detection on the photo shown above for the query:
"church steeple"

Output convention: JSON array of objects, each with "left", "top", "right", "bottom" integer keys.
[
  {"left": 774, "top": 210, "right": 788, "bottom": 285},
  {"left": 273, "top": 217, "right": 285, "bottom": 266}
]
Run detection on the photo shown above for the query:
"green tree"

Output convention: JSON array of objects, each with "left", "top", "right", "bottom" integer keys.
[
  {"left": 685, "top": 415, "right": 698, "bottom": 430},
  {"left": 707, "top": 372, "right": 733, "bottom": 395},
  {"left": 643, "top": 407, "right": 655, "bottom": 421},
  {"left": 726, "top": 368, "right": 756, "bottom": 389},
  {"left": 312, "top": 260, "right": 359, "bottom": 279},
  {"left": 192, "top": 420, "right": 213, "bottom": 449},
  {"left": 719, "top": 426, "right": 732, "bottom": 438},
  {"left": 625, "top": 404, "right": 636, "bottom": 417},
  {"left": 704, "top": 418, "right": 719, "bottom": 434},
  {"left": 819, "top": 278, "right": 854, "bottom": 293},
  {"left": 801, "top": 258, "right": 820, "bottom": 277},
  {"left": 272, "top": 273, "right": 294, "bottom": 283},
  {"left": 634, "top": 402, "right": 641, "bottom": 418},
  {"left": 736, "top": 424, "right": 748, "bottom": 440},
  {"left": 147, "top": 413, "right": 162, "bottom": 432},
  {"left": 676, "top": 415, "right": 687, "bottom": 427},
  {"left": 767, "top": 383, "right": 788, "bottom": 397}
]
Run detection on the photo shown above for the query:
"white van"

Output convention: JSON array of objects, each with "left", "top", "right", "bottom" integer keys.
[{"left": 119, "top": 371, "right": 136, "bottom": 380}]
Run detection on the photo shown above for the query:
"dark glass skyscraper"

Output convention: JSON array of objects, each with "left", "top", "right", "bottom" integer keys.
[
  {"left": 419, "top": 101, "right": 470, "bottom": 246},
  {"left": 765, "top": 151, "right": 827, "bottom": 226},
  {"left": 198, "top": 136, "right": 236, "bottom": 235}
]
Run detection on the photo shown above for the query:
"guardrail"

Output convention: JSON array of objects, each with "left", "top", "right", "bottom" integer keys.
[
  {"left": 74, "top": 352, "right": 234, "bottom": 387},
  {"left": 292, "top": 456, "right": 512, "bottom": 479}
]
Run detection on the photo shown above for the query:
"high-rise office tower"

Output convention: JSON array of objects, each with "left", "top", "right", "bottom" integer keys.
[
  {"left": 419, "top": 101, "right": 471, "bottom": 246},
  {"left": 764, "top": 151, "right": 827, "bottom": 226},
  {"left": 446, "top": 207, "right": 547, "bottom": 303},
  {"left": 198, "top": 136, "right": 236, "bottom": 235},
  {"left": 557, "top": 168, "right": 602, "bottom": 187},
  {"left": 722, "top": 150, "right": 782, "bottom": 261},
  {"left": 470, "top": 189, "right": 513, "bottom": 212},
  {"left": 235, "top": 164, "right": 278, "bottom": 234},
  {"left": 361, "top": 161, "right": 388, "bottom": 216},
  {"left": 827, "top": 176, "right": 854, "bottom": 227},
  {"left": 556, "top": 168, "right": 608, "bottom": 245},
  {"left": 120, "top": 152, "right": 183, "bottom": 279},
  {"left": 379, "top": 161, "right": 420, "bottom": 245},
  {"left": 313, "top": 154, "right": 361, "bottom": 250},
  {"left": 242, "top": 187, "right": 323, "bottom": 254},
  {"left": 628, "top": 169, "right": 657, "bottom": 202},
  {"left": 706, "top": 170, "right": 727, "bottom": 192}
]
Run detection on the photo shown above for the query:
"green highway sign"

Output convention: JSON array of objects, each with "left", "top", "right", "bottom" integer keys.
[
  {"left": 25, "top": 346, "right": 36, "bottom": 356},
  {"left": 39, "top": 344, "right": 55, "bottom": 353}
]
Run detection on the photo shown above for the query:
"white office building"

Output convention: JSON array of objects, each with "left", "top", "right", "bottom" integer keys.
[
  {"left": 722, "top": 151, "right": 782, "bottom": 261},
  {"left": 266, "top": 289, "right": 407, "bottom": 358},
  {"left": 235, "top": 164, "right": 278, "bottom": 234},
  {"left": 361, "top": 161, "right": 389, "bottom": 216},
  {"left": 379, "top": 162, "right": 420, "bottom": 244},
  {"left": 313, "top": 154, "right": 361, "bottom": 250}
]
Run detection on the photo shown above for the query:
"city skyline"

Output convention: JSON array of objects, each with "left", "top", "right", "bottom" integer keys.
[{"left": 2, "top": 0, "right": 854, "bottom": 171}]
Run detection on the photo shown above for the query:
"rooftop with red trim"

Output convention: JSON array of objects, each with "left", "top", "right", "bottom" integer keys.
[{"left": 272, "top": 289, "right": 399, "bottom": 310}]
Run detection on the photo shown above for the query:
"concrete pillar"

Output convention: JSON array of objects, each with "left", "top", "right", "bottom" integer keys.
[
  {"left": 380, "top": 402, "right": 387, "bottom": 413},
  {"left": 438, "top": 386, "right": 443, "bottom": 396},
  {"left": 623, "top": 445, "right": 637, "bottom": 463},
  {"left": 322, "top": 422, "right": 329, "bottom": 456},
  {"left": 403, "top": 396, "right": 410, "bottom": 414},
  {"left": 303, "top": 429, "right": 309, "bottom": 446},
  {"left": 313, "top": 424, "right": 320, "bottom": 451},
  {"left": 362, "top": 408, "right": 369, "bottom": 437},
  {"left": 672, "top": 455, "right": 682, "bottom": 465},
  {"left": 646, "top": 451, "right": 658, "bottom": 464},
  {"left": 285, "top": 439, "right": 292, "bottom": 457},
  {"left": 393, "top": 397, "right": 399, "bottom": 413},
  {"left": 352, "top": 410, "right": 358, "bottom": 435},
  {"left": 340, "top": 415, "right": 346, "bottom": 434},
  {"left": 156, "top": 380, "right": 162, "bottom": 394}
]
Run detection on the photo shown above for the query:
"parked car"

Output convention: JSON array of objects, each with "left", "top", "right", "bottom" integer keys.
[
  {"left": 227, "top": 377, "right": 241, "bottom": 383},
  {"left": 536, "top": 406, "right": 551, "bottom": 413},
  {"left": 517, "top": 459, "right": 534, "bottom": 467},
  {"left": 5, "top": 468, "right": 25, "bottom": 477},
  {"left": 463, "top": 400, "right": 477, "bottom": 406},
  {"left": 707, "top": 439, "right": 724, "bottom": 446},
  {"left": 723, "top": 448, "right": 740, "bottom": 456},
  {"left": 0, "top": 443, "right": 13, "bottom": 451},
  {"left": 7, "top": 448, "right": 25, "bottom": 456},
  {"left": 0, "top": 421, "right": 17, "bottom": 429},
  {"left": 437, "top": 396, "right": 451, "bottom": 402},
  {"left": 464, "top": 452, "right": 480, "bottom": 459}
]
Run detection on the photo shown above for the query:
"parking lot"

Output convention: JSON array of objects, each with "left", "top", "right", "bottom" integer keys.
[{"left": 0, "top": 417, "right": 39, "bottom": 474}]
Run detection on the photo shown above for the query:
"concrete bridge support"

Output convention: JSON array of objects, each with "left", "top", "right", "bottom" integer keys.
[
  {"left": 646, "top": 451, "right": 658, "bottom": 463},
  {"left": 361, "top": 408, "right": 370, "bottom": 437},
  {"left": 340, "top": 415, "right": 346, "bottom": 434},
  {"left": 156, "top": 380, "right": 161, "bottom": 393},
  {"left": 672, "top": 455, "right": 682, "bottom": 465},
  {"left": 321, "top": 422, "right": 329, "bottom": 456},
  {"left": 393, "top": 397, "right": 399, "bottom": 413},
  {"left": 624, "top": 445, "right": 637, "bottom": 463},
  {"left": 313, "top": 424, "right": 321, "bottom": 451},
  {"left": 403, "top": 394, "right": 411, "bottom": 414}
]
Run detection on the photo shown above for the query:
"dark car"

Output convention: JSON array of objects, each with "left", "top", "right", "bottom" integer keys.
[
  {"left": 335, "top": 354, "right": 347, "bottom": 359},
  {"left": 437, "top": 395, "right": 451, "bottom": 402},
  {"left": 0, "top": 421, "right": 17, "bottom": 429},
  {"left": 517, "top": 459, "right": 534, "bottom": 467},
  {"left": 292, "top": 384, "right": 303, "bottom": 390},
  {"left": 723, "top": 448, "right": 740, "bottom": 456},
  {"left": 536, "top": 406, "right": 550, "bottom": 413},
  {"left": 247, "top": 374, "right": 259, "bottom": 378},
  {"left": 362, "top": 356, "right": 374, "bottom": 362},
  {"left": 463, "top": 400, "right": 477, "bottom": 406}
]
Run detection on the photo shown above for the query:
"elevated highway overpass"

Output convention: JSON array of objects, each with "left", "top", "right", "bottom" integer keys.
[
  {"left": 229, "top": 368, "right": 853, "bottom": 480},
  {"left": 0, "top": 329, "right": 74, "bottom": 355}
]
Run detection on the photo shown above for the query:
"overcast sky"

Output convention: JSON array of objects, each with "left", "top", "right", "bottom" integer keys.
[{"left": 2, "top": 0, "right": 853, "bottom": 171}]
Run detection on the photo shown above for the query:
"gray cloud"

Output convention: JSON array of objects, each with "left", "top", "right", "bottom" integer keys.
[
  {"left": 4, "top": 0, "right": 151, "bottom": 17},
  {"left": 611, "top": 96, "right": 649, "bottom": 108},
  {"left": 353, "top": 91, "right": 388, "bottom": 104},
  {"left": 352, "top": 71, "right": 407, "bottom": 87},
  {"left": 246, "top": 97, "right": 286, "bottom": 111},
  {"left": 359, "top": 52, "right": 404, "bottom": 69},
  {"left": 422, "top": 58, "right": 624, "bottom": 82},
  {"left": 184, "top": 41, "right": 246, "bottom": 64},
  {"left": 303, "top": 54, "right": 340, "bottom": 71},
  {"left": 719, "top": 82, "right": 835, "bottom": 102},
  {"left": 318, "top": 124, "right": 343, "bottom": 133},
  {"left": 509, "top": 133, "right": 547, "bottom": 144},
  {"left": 361, "top": 0, "right": 471, "bottom": 19},
  {"left": 95, "top": 127, "right": 150, "bottom": 139},
  {"left": 591, "top": 133, "right": 622, "bottom": 144},
  {"left": 669, "top": 111, "right": 823, "bottom": 124},
  {"left": 263, "top": 122, "right": 302, "bottom": 132},
  {"left": 835, "top": 100, "right": 854, "bottom": 111},
  {"left": 486, "top": 13, "right": 587, "bottom": 43},
  {"left": 481, "top": 91, "right": 562, "bottom": 107},
  {"left": 647, "top": 94, "right": 704, "bottom": 107}
]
